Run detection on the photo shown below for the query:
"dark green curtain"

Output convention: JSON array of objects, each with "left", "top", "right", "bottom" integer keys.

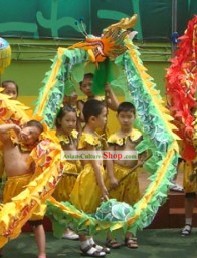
[{"left": 0, "top": 0, "right": 196, "bottom": 41}]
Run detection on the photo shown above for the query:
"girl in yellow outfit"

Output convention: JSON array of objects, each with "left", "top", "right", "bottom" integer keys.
[
  {"left": 106, "top": 102, "right": 145, "bottom": 249},
  {"left": 70, "top": 99, "right": 109, "bottom": 257},
  {"left": 53, "top": 105, "right": 80, "bottom": 240},
  {"left": 70, "top": 133, "right": 106, "bottom": 213},
  {"left": 53, "top": 105, "right": 80, "bottom": 201}
]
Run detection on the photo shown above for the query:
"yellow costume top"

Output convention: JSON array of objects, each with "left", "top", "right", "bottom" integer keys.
[
  {"left": 78, "top": 132, "right": 103, "bottom": 150},
  {"left": 53, "top": 130, "right": 81, "bottom": 202},
  {"left": 107, "top": 128, "right": 142, "bottom": 147},
  {"left": 79, "top": 96, "right": 105, "bottom": 104},
  {"left": 57, "top": 129, "right": 78, "bottom": 148}
]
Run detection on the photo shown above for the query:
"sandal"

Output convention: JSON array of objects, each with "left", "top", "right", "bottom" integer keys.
[
  {"left": 81, "top": 245, "right": 106, "bottom": 257},
  {"left": 169, "top": 182, "right": 183, "bottom": 192},
  {"left": 62, "top": 229, "right": 79, "bottom": 240},
  {"left": 125, "top": 237, "right": 138, "bottom": 249},
  {"left": 92, "top": 244, "right": 110, "bottom": 254},
  {"left": 181, "top": 224, "right": 192, "bottom": 236},
  {"left": 106, "top": 239, "right": 122, "bottom": 249}
]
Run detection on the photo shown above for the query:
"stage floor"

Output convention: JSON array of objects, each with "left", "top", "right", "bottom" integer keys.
[{"left": 2, "top": 228, "right": 197, "bottom": 258}]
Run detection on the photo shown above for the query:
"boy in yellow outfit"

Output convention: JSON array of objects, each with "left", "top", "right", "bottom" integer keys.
[
  {"left": 0, "top": 120, "right": 46, "bottom": 258},
  {"left": 106, "top": 102, "right": 144, "bottom": 249},
  {"left": 70, "top": 99, "right": 110, "bottom": 257}
]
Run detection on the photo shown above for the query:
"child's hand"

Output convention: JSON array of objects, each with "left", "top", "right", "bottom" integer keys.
[
  {"left": 101, "top": 186, "right": 109, "bottom": 201},
  {"left": 138, "top": 152, "right": 147, "bottom": 166},
  {"left": 105, "top": 83, "right": 112, "bottom": 105},
  {"left": 110, "top": 176, "right": 119, "bottom": 189},
  {"left": 105, "top": 83, "right": 111, "bottom": 94},
  {"left": 13, "top": 124, "right": 21, "bottom": 134}
]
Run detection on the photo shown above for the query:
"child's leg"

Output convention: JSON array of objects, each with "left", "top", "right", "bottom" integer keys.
[
  {"left": 62, "top": 227, "right": 79, "bottom": 240},
  {"left": 79, "top": 234, "right": 106, "bottom": 257},
  {"left": 125, "top": 232, "right": 138, "bottom": 249},
  {"left": 170, "top": 158, "right": 183, "bottom": 192},
  {"left": 181, "top": 192, "right": 196, "bottom": 236},
  {"left": 29, "top": 220, "right": 46, "bottom": 258},
  {"left": 88, "top": 236, "right": 110, "bottom": 253},
  {"left": 106, "top": 231, "right": 121, "bottom": 249}
]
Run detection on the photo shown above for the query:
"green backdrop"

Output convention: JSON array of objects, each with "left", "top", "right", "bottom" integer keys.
[{"left": 0, "top": 0, "right": 196, "bottom": 41}]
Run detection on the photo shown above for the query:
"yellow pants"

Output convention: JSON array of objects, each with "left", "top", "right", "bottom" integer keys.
[
  {"left": 53, "top": 161, "right": 80, "bottom": 201},
  {"left": 106, "top": 163, "right": 141, "bottom": 205},
  {"left": 69, "top": 163, "right": 106, "bottom": 213},
  {"left": 3, "top": 173, "right": 46, "bottom": 221}
]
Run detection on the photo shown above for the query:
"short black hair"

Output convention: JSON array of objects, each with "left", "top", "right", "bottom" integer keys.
[
  {"left": 117, "top": 102, "right": 136, "bottom": 115},
  {"left": 55, "top": 105, "right": 76, "bottom": 127},
  {"left": 1, "top": 80, "right": 19, "bottom": 95},
  {"left": 25, "top": 120, "right": 44, "bottom": 133},
  {"left": 83, "top": 99, "right": 106, "bottom": 123},
  {"left": 79, "top": 73, "right": 93, "bottom": 87}
]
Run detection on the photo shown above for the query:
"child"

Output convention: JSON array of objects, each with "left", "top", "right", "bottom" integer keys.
[
  {"left": 53, "top": 105, "right": 79, "bottom": 240},
  {"left": 63, "top": 91, "right": 81, "bottom": 132},
  {"left": 69, "top": 99, "right": 109, "bottom": 257},
  {"left": 106, "top": 102, "right": 144, "bottom": 249},
  {"left": 0, "top": 120, "right": 46, "bottom": 258},
  {"left": 1, "top": 80, "right": 18, "bottom": 100},
  {"left": 0, "top": 80, "right": 19, "bottom": 200},
  {"left": 77, "top": 73, "right": 119, "bottom": 128},
  {"left": 181, "top": 160, "right": 197, "bottom": 236}
]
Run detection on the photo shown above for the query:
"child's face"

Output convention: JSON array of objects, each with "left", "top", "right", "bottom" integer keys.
[
  {"left": 2, "top": 82, "right": 18, "bottom": 100},
  {"left": 59, "top": 111, "right": 77, "bottom": 134},
  {"left": 95, "top": 107, "right": 107, "bottom": 129},
  {"left": 80, "top": 77, "right": 94, "bottom": 97},
  {"left": 20, "top": 126, "right": 41, "bottom": 146},
  {"left": 117, "top": 110, "right": 135, "bottom": 129}
]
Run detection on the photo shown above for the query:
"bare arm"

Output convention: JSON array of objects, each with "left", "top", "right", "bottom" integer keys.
[
  {"left": 105, "top": 83, "right": 119, "bottom": 111},
  {"left": 106, "top": 145, "right": 119, "bottom": 188},
  {"left": 77, "top": 100, "right": 85, "bottom": 122},
  {"left": 0, "top": 124, "right": 21, "bottom": 143},
  {"left": 138, "top": 150, "right": 149, "bottom": 166},
  {"left": 88, "top": 145, "right": 108, "bottom": 199}
]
